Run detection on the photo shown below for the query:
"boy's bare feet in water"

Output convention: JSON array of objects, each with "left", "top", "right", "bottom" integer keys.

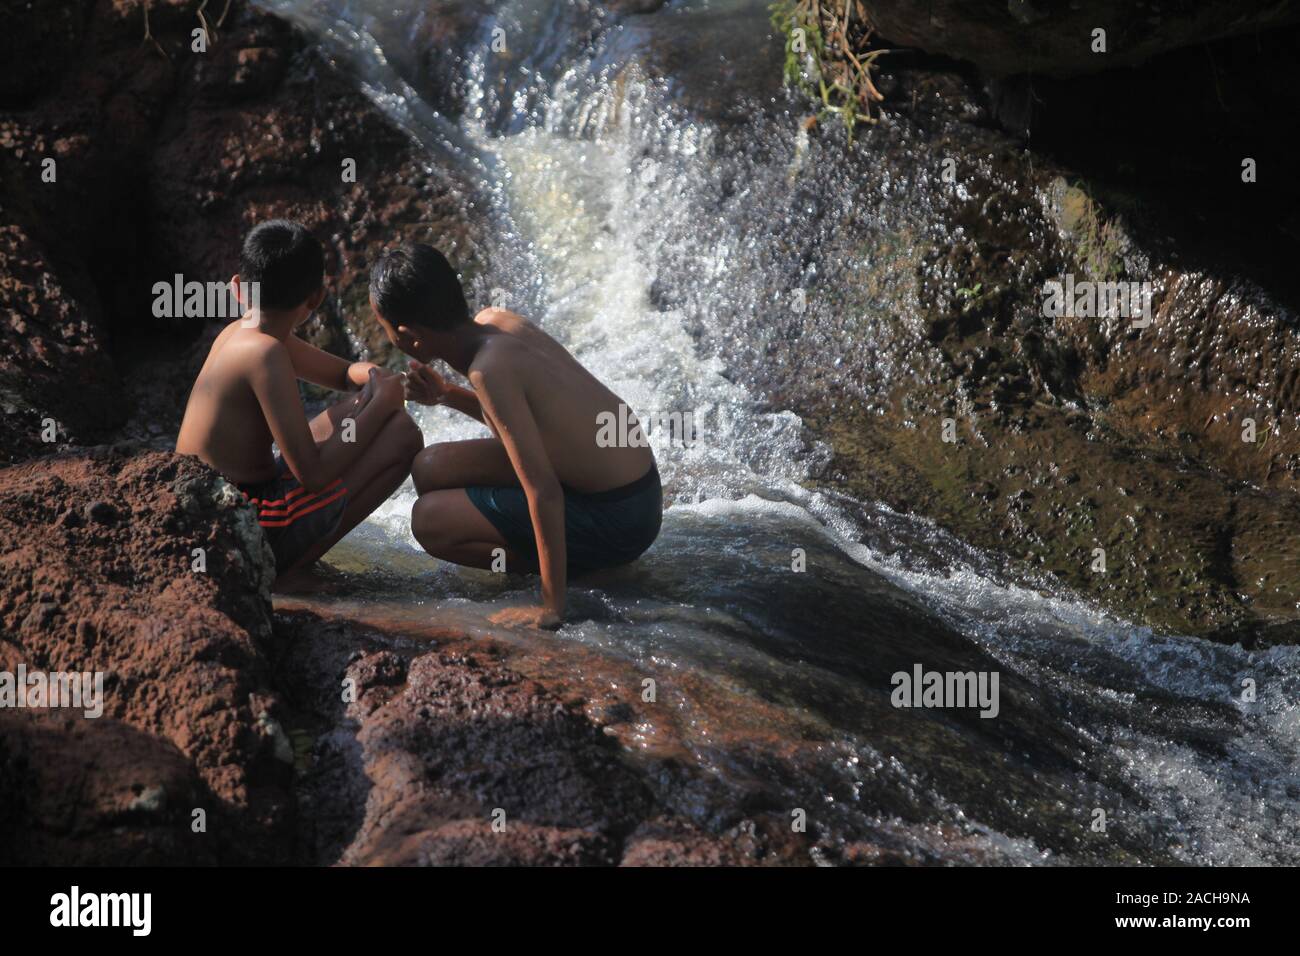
[
  {"left": 488, "top": 605, "right": 561, "bottom": 630},
  {"left": 271, "top": 562, "right": 337, "bottom": 595}
]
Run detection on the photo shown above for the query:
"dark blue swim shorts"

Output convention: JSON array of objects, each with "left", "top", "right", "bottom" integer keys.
[{"left": 465, "top": 463, "right": 662, "bottom": 574}]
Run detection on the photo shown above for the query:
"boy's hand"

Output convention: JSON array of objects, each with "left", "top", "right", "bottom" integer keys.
[
  {"left": 404, "top": 360, "right": 451, "bottom": 406},
  {"left": 488, "top": 605, "right": 562, "bottom": 631},
  {"left": 345, "top": 360, "right": 383, "bottom": 390},
  {"left": 352, "top": 367, "right": 377, "bottom": 409}
]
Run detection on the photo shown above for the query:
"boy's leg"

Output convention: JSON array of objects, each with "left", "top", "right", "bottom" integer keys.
[
  {"left": 412, "top": 438, "right": 517, "bottom": 494},
  {"left": 411, "top": 438, "right": 536, "bottom": 569},
  {"left": 276, "top": 398, "right": 423, "bottom": 581},
  {"left": 411, "top": 488, "right": 523, "bottom": 570},
  {"left": 307, "top": 391, "right": 405, "bottom": 444}
]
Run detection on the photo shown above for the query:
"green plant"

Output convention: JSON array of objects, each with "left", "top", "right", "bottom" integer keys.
[
  {"left": 956, "top": 282, "right": 985, "bottom": 312},
  {"left": 770, "top": 0, "right": 889, "bottom": 144},
  {"left": 1064, "top": 180, "right": 1127, "bottom": 282}
]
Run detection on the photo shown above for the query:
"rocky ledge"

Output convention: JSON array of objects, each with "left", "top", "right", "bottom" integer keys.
[
  {"left": 0, "top": 450, "right": 821, "bottom": 865},
  {"left": 721, "top": 0, "right": 1300, "bottom": 641}
]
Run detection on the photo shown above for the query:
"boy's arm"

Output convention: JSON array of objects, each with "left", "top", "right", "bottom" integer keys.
[
  {"left": 284, "top": 333, "right": 382, "bottom": 392},
  {"left": 248, "top": 341, "right": 403, "bottom": 493},
  {"left": 405, "top": 361, "right": 499, "bottom": 437},
  {"left": 472, "top": 368, "right": 565, "bottom": 627}
]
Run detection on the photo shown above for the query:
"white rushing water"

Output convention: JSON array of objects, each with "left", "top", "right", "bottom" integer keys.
[{"left": 263, "top": 0, "right": 1300, "bottom": 864}]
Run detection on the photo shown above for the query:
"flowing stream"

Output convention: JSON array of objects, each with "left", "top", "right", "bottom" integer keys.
[{"left": 260, "top": 0, "right": 1300, "bottom": 864}]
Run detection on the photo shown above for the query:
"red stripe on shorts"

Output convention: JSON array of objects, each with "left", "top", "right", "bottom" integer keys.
[
  {"left": 253, "top": 478, "right": 343, "bottom": 516},
  {"left": 257, "top": 486, "right": 347, "bottom": 528}
]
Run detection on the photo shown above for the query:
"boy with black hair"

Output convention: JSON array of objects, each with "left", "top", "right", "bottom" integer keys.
[
  {"left": 176, "top": 220, "right": 423, "bottom": 586},
  {"left": 369, "top": 242, "right": 662, "bottom": 629}
]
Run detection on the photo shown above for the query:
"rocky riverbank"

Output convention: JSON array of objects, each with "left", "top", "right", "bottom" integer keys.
[
  {"left": 0, "top": 448, "right": 824, "bottom": 865},
  {"left": 0, "top": 449, "right": 285, "bottom": 863},
  {"left": 0, "top": 0, "right": 826, "bottom": 866}
]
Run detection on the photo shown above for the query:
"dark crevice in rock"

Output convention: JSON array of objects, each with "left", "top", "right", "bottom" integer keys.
[{"left": 983, "top": 26, "right": 1300, "bottom": 307}]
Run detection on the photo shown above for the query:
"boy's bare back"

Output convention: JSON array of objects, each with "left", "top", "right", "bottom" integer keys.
[
  {"left": 470, "top": 308, "right": 654, "bottom": 494},
  {"left": 176, "top": 320, "right": 280, "bottom": 485}
]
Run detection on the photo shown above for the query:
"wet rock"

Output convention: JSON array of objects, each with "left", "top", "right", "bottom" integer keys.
[
  {"left": 333, "top": 645, "right": 656, "bottom": 865},
  {"left": 603, "top": 0, "right": 669, "bottom": 14},
  {"left": 274, "top": 611, "right": 828, "bottom": 866},
  {"left": 626, "top": 13, "right": 1300, "bottom": 639},
  {"left": 619, "top": 818, "right": 788, "bottom": 866},
  {"left": 407, "top": 820, "right": 614, "bottom": 867}
]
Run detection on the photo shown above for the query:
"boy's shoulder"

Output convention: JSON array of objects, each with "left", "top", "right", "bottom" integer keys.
[
  {"left": 189, "top": 326, "right": 294, "bottom": 404},
  {"left": 469, "top": 334, "right": 528, "bottom": 383},
  {"left": 213, "top": 325, "right": 290, "bottom": 369},
  {"left": 475, "top": 305, "right": 526, "bottom": 324},
  {"left": 476, "top": 306, "right": 545, "bottom": 338}
]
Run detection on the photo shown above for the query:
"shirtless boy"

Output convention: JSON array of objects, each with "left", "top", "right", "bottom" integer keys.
[
  {"left": 368, "top": 243, "right": 662, "bottom": 629},
  {"left": 176, "top": 220, "right": 423, "bottom": 586}
]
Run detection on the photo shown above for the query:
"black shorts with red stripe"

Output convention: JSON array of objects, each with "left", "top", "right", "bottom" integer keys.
[{"left": 238, "top": 456, "right": 349, "bottom": 574}]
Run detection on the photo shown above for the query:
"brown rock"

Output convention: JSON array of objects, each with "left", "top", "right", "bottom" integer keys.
[{"left": 0, "top": 449, "right": 289, "bottom": 864}]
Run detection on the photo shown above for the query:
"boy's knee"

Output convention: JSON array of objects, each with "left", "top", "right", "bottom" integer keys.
[
  {"left": 385, "top": 410, "right": 424, "bottom": 466},
  {"left": 413, "top": 442, "right": 456, "bottom": 492},
  {"left": 397, "top": 411, "right": 424, "bottom": 458},
  {"left": 411, "top": 494, "right": 450, "bottom": 552}
]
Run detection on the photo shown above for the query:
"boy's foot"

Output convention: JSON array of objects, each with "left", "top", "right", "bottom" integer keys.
[{"left": 272, "top": 563, "right": 336, "bottom": 595}]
